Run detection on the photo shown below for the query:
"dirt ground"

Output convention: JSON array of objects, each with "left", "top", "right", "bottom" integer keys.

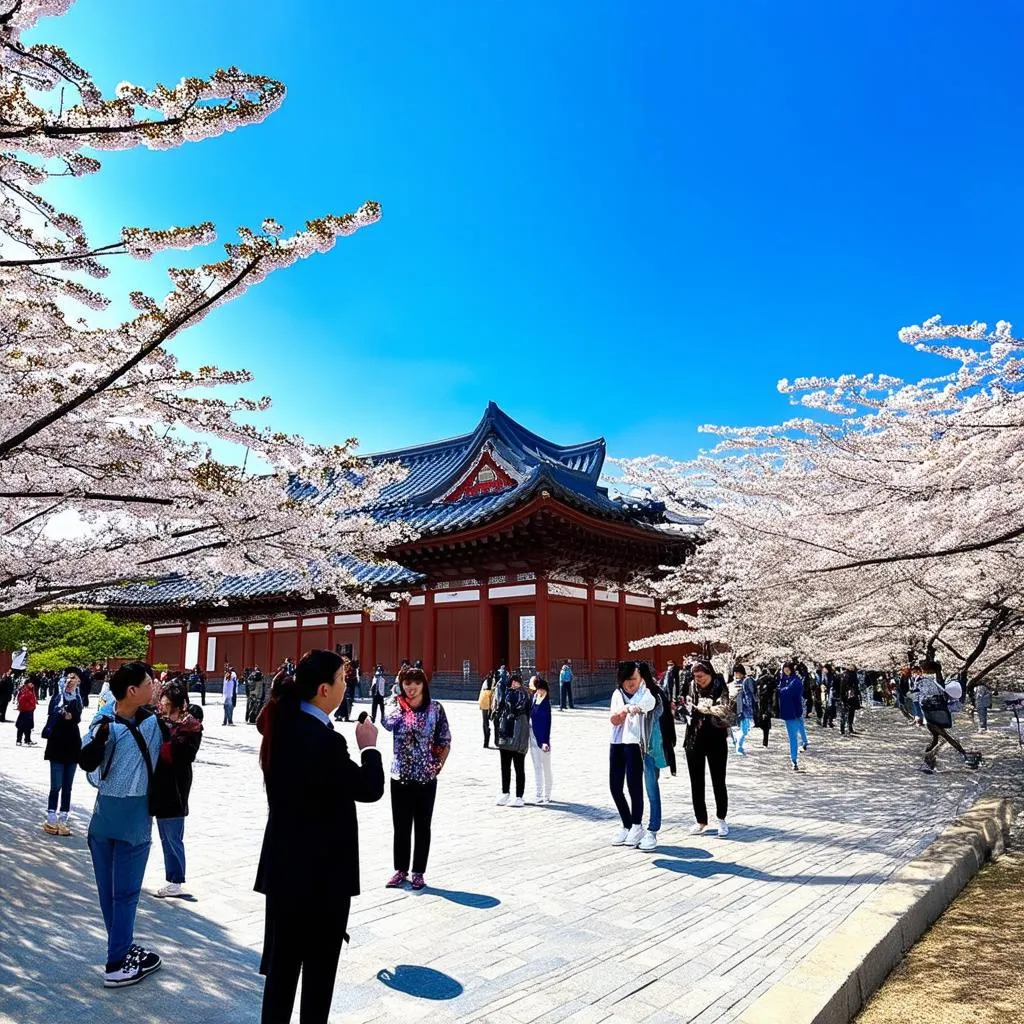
[{"left": 857, "top": 847, "right": 1024, "bottom": 1024}]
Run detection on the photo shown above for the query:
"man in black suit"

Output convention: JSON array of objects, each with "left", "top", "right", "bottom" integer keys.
[{"left": 255, "top": 650, "right": 385, "bottom": 1024}]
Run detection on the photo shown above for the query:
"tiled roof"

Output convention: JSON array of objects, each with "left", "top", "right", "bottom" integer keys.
[
  {"left": 364, "top": 401, "right": 606, "bottom": 507},
  {"left": 96, "top": 403, "right": 684, "bottom": 609},
  {"left": 95, "top": 559, "right": 421, "bottom": 609}
]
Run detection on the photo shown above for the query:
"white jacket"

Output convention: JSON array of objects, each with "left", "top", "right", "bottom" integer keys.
[{"left": 609, "top": 683, "right": 656, "bottom": 745}]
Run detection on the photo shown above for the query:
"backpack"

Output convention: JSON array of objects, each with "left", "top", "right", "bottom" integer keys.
[
  {"left": 497, "top": 697, "right": 517, "bottom": 741},
  {"left": 920, "top": 690, "right": 952, "bottom": 729}
]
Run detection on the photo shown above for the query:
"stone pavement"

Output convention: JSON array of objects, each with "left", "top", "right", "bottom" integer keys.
[{"left": 0, "top": 697, "right": 1017, "bottom": 1024}]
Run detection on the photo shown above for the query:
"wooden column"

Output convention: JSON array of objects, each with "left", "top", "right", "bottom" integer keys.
[
  {"left": 294, "top": 624, "right": 303, "bottom": 663},
  {"left": 654, "top": 598, "right": 664, "bottom": 674},
  {"left": 616, "top": 589, "right": 627, "bottom": 662},
  {"left": 177, "top": 627, "right": 187, "bottom": 673},
  {"left": 242, "top": 621, "right": 250, "bottom": 671},
  {"left": 146, "top": 627, "right": 156, "bottom": 666},
  {"left": 364, "top": 612, "right": 376, "bottom": 672},
  {"left": 398, "top": 600, "right": 411, "bottom": 664},
  {"left": 358, "top": 611, "right": 367, "bottom": 668},
  {"left": 584, "top": 583, "right": 596, "bottom": 673},
  {"left": 535, "top": 575, "right": 549, "bottom": 678},
  {"left": 423, "top": 589, "right": 436, "bottom": 676},
  {"left": 479, "top": 580, "right": 492, "bottom": 678},
  {"left": 327, "top": 613, "right": 335, "bottom": 654}
]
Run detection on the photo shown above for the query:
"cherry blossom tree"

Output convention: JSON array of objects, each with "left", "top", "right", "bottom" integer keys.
[
  {"left": 0, "top": 0, "right": 408, "bottom": 615},
  {"left": 619, "top": 318, "right": 1024, "bottom": 684}
]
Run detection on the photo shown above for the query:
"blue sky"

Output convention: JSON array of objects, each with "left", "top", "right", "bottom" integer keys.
[{"left": 35, "top": 0, "right": 1024, "bottom": 461}]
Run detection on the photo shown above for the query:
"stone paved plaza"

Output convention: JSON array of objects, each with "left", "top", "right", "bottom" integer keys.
[{"left": 0, "top": 697, "right": 1017, "bottom": 1024}]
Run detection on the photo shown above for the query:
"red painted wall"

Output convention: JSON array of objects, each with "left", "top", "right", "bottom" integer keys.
[
  {"left": 548, "top": 601, "right": 586, "bottom": 666},
  {"left": 409, "top": 608, "right": 424, "bottom": 663},
  {"left": 375, "top": 623, "right": 397, "bottom": 673},
  {"left": 271, "top": 629, "right": 297, "bottom": 668},
  {"left": 592, "top": 606, "right": 617, "bottom": 661},
  {"left": 333, "top": 626, "right": 361, "bottom": 662},
  {"left": 151, "top": 633, "right": 183, "bottom": 671},
  {"left": 299, "top": 627, "right": 329, "bottom": 657},
  {"left": 435, "top": 605, "right": 479, "bottom": 674},
  {"left": 246, "top": 631, "right": 270, "bottom": 673}
]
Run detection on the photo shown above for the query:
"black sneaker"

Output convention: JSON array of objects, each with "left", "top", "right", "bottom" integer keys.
[
  {"left": 130, "top": 944, "right": 162, "bottom": 977},
  {"left": 104, "top": 947, "right": 144, "bottom": 988}
]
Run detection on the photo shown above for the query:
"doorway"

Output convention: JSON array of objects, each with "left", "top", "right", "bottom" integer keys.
[{"left": 490, "top": 605, "right": 509, "bottom": 671}]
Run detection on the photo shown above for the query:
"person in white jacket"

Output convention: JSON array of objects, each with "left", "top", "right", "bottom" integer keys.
[{"left": 609, "top": 661, "right": 656, "bottom": 849}]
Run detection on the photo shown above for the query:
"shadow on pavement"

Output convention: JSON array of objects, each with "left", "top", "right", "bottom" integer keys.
[
  {"left": 377, "top": 964, "right": 464, "bottom": 1000},
  {"left": 652, "top": 856, "right": 886, "bottom": 886},
  {"left": 0, "top": 783, "right": 263, "bottom": 1024},
  {"left": 423, "top": 888, "right": 500, "bottom": 909},
  {"left": 654, "top": 845, "right": 714, "bottom": 860}
]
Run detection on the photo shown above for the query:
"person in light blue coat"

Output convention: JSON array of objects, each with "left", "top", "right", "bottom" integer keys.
[
  {"left": 732, "top": 665, "right": 756, "bottom": 755},
  {"left": 777, "top": 662, "right": 808, "bottom": 772}
]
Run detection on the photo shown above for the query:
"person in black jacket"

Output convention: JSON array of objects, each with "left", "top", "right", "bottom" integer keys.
[
  {"left": 153, "top": 681, "right": 203, "bottom": 899},
  {"left": 492, "top": 673, "right": 531, "bottom": 806},
  {"left": 755, "top": 670, "right": 776, "bottom": 748},
  {"left": 255, "top": 650, "right": 384, "bottom": 1024},
  {"left": 0, "top": 673, "right": 13, "bottom": 722},
  {"left": 42, "top": 668, "right": 84, "bottom": 836},
  {"left": 839, "top": 666, "right": 861, "bottom": 736}
]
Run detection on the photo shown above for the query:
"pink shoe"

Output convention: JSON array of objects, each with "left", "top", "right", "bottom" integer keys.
[
  {"left": 385, "top": 871, "right": 408, "bottom": 889},
  {"left": 410, "top": 873, "right": 426, "bottom": 891}
]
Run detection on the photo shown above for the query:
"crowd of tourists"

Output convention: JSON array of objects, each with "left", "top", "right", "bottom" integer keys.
[{"left": 0, "top": 644, "right": 995, "bottom": 1022}]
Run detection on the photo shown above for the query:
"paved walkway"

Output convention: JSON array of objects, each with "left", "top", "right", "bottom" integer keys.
[{"left": 0, "top": 698, "right": 1017, "bottom": 1024}]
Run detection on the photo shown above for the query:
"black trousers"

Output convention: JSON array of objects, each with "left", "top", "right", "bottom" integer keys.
[
  {"left": 925, "top": 724, "right": 965, "bottom": 762},
  {"left": 499, "top": 749, "right": 526, "bottom": 797},
  {"left": 260, "top": 895, "right": 349, "bottom": 1024},
  {"left": 15, "top": 711, "right": 33, "bottom": 743},
  {"left": 391, "top": 778, "right": 437, "bottom": 874},
  {"left": 759, "top": 715, "right": 771, "bottom": 746},
  {"left": 0, "top": 696, "right": 9, "bottom": 721},
  {"left": 840, "top": 706, "right": 856, "bottom": 733},
  {"left": 481, "top": 710, "right": 491, "bottom": 746},
  {"left": 609, "top": 744, "right": 644, "bottom": 828},
  {"left": 371, "top": 695, "right": 386, "bottom": 722},
  {"left": 686, "top": 737, "right": 728, "bottom": 824}
]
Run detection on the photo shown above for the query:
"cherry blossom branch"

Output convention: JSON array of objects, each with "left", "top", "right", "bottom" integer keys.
[
  {"left": 0, "top": 242, "right": 126, "bottom": 267},
  {"left": 810, "top": 522, "right": 1024, "bottom": 572},
  {"left": 0, "top": 257, "right": 259, "bottom": 459},
  {"left": 0, "top": 490, "right": 174, "bottom": 504}
]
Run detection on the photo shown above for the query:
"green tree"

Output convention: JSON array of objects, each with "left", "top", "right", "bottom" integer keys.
[{"left": 0, "top": 611, "right": 148, "bottom": 671}]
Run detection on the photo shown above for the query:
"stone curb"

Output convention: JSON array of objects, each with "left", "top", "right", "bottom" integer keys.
[{"left": 737, "top": 792, "right": 1016, "bottom": 1024}]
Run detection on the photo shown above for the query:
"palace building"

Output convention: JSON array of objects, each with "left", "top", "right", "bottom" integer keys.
[{"left": 98, "top": 404, "right": 700, "bottom": 698}]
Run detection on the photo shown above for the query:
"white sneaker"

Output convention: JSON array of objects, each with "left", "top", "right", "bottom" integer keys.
[
  {"left": 638, "top": 830, "right": 658, "bottom": 852},
  {"left": 512, "top": 797, "right": 525, "bottom": 808},
  {"left": 155, "top": 882, "right": 186, "bottom": 899},
  {"left": 624, "top": 825, "right": 644, "bottom": 848},
  {"left": 495, "top": 793, "right": 510, "bottom": 806},
  {"left": 611, "top": 826, "right": 630, "bottom": 846},
  {"left": 717, "top": 818, "right": 729, "bottom": 837},
  {"left": 689, "top": 823, "right": 707, "bottom": 835}
]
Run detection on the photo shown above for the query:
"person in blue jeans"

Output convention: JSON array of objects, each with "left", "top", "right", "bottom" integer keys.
[
  {"left": 42, "top": 669, "right": 84, "bottom": 836},
  {"left": 78, "top": 663, "right": 164, "bottom": 989},
  {"left": 732, "top": 664, "right": 756, "bottom": 755},
  {"left": 778, "top": 662, "right": 808, "bottom": 771},
  {"left": 154, "top": 681, "right": 204, "bottom": 899},
  {"left": 638, "top": 663, "right": 667, "bottom": 852}
]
